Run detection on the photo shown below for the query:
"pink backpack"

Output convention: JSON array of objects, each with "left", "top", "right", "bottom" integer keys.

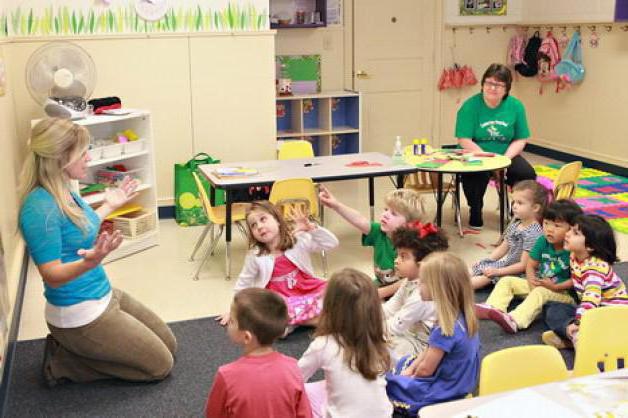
[
  {"left": 507, "top": 30, "right": 528, "bottom": 68},
  {"left": 537, "top": 31, "right": 562, "bottom": 93}
]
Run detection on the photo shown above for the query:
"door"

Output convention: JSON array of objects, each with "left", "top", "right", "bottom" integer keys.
[{"left": 353, "top": 0, "right": 437, "bottom": 154}]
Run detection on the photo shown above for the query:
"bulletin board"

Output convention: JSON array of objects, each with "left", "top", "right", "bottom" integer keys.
[
  {"left": 460, "top": 0, "right": 507, "bottom": 16},
  {"left": 276, "top": 55, "right": 321, "bottom": 94}
]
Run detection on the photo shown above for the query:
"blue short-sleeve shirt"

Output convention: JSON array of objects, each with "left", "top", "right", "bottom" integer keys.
[{"left": 19, "top": 187, "right": 111, "bottom": 306}]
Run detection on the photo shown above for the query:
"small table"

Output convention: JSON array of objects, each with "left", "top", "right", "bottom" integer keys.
[
  {"left": 419, "top": 368, "right": 628, "bottom": 418},
  {"left": 199, "top": 152, "right": 416, "bottom": 278},
  {"left": 404, "top": 151, "right": 511, "bottom": 236}
]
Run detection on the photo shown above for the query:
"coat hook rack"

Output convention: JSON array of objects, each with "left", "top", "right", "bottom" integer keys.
[
  {"left": 604, "top": 25, "right": 613, "bottom": 32},
  {"left": 622, "top": 25, "right": 628, "bottom": 31},
  {"left": 560, "top": 26, "right": 567, "bottom": 32},
  {"left": 486, "top": 26, "right": 491, "bottom": 33},
  {"left": 573, "top": 25, "right": 581, "bottom": 32},
  {"left": 588, "top": 25, "right": 597, "bottom": 32},
  {"left": 533, "top": 26, "right": 541, "bottom": 31},
  {"left": 469, "top": 27, "right": 474, "bottom": 34},
  {"left": 502, "top": 25, "right": 508, "bottom": 32},
  {"left": 546, "top": 26, "right": 554, "bottom": 32}
]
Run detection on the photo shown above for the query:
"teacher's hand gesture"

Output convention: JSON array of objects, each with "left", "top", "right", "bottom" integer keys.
[
  {"left": 78, "top": 230, "right": 124, "bottom": 268},
  {"left": 104, "top": 176, "right": 140, "bottom": 211}
]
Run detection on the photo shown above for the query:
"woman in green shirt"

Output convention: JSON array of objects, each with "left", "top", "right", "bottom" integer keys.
[{"left": 455, "top": 63, "right": 536, "bottom": 230}]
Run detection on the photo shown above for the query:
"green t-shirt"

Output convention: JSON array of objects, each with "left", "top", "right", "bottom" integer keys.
[
  {"left": 361, "top": 222, "right": 397, "bottom": 284},
  {"left": 455, "top": 93, "right": 530, "bottom": 155},
  {"left": 529, "top": 235, "right": 571, "bottom": 284}
]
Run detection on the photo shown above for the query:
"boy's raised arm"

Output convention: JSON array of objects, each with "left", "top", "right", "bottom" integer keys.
[{"left": 318, "top": 185, "right": 370, "bottom": 234}]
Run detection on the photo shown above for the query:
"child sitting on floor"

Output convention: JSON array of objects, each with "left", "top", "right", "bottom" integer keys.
[
  {"left": 386, "top": 252, "right": 480, "bottom": 417},
  {"left": 543, "top": 214, "right": 628, "bottom": 349},
  {"left": 470, "top": 179, "right": 546, "bottom": 289},
  {"left": 385, "top": 222, "right": 449, "bottom": 362},
  {"left": 206, "top": 288, "right": 312, "bottom": 418},
  {"left": 476, "top": 199, "right": 583, "bottom": 333},
  {"left": 319, "top": 186, "right": 424, "bottom": 298},
  {"left": 218, "top": 201, "right": 339, "bottom": 334},
  {"left": 298, "top": 268, "right": 393, "bottom": 418}
]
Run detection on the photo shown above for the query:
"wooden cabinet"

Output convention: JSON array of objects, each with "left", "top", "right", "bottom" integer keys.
[
  {"left": 75, "top": 110, "right": 159, "bottom": 262},
  {"left": 276, "top": 91, "right": 361, "bottom": 156}
]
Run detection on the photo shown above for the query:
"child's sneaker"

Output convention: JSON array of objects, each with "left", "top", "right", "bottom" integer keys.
[
  {"left": 542, "top": 331, "right": 572, "bottom": 349},
  {"left": 474, "top": 303, "right": 494, "bottom": 320},
  {"left": 487, "top": 309, "right": 518, "bottom": 334}
]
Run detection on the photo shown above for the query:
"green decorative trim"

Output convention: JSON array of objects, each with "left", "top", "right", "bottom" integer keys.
[{"left": 5, "top": 3, "right": 267, "bottom": 37}]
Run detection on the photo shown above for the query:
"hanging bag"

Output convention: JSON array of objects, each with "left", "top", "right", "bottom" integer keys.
[
  {"left": 174, "top": 153, "right": 225, "bottom": 226},
  {"left": 514, "top": 31, "right": 542, "bottom": 77},
  {"left": 537, "top": 31, "right": 562, "bottom": 94},
  {"left": 555, "top": 31, "right": 585, "bottom": 85}
]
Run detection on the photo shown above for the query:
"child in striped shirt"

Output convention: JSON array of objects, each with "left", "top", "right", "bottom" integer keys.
[{"left": 543, "top": 214, "right": 628, "bottom": 349}]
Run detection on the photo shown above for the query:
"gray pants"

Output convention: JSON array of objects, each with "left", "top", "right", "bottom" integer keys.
[{"left": 47, "top": 288, "right": 177, "bottom": 383}]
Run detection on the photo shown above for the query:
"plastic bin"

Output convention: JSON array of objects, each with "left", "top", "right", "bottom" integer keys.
[{"left": 123, "top": 139, "right": 145, "bottom": 154}]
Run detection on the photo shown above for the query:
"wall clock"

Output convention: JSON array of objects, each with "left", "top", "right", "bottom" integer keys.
[{"left": 135, "top": 0, "right": 168, "bottom": 21}]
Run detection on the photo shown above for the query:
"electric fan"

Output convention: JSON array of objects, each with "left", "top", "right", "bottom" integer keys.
[{"left": 26, "top": 42, "right": 97, "bottom": 120}]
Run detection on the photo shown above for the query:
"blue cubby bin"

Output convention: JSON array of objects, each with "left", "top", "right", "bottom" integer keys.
[
  {"left": 332, "top": 97, "right": 359, "bottom": 130},
  {"left": 302, "top": 99, "right": 322, "bottom": 131},
  {"left": 331, "top": 133, "right": 359, "bottom": 155},
  {"left": 276, "top": 101, "right": 293, "bottom": 133}
]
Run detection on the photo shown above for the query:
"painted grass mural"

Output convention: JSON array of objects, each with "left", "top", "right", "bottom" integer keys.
[{"left": 3, "top": 3, "right": 267, "bottom": 37}]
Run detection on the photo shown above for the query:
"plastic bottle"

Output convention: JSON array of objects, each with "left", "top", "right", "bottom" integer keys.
[
  {"left": 420, "top": 138, "right": 428, "bottom": 155},
  {"left": 392, "top": 136, "right": 404, "bottom": 164},
  {"left": 412, "top": 138, "right": 420, "bottom": 155}
]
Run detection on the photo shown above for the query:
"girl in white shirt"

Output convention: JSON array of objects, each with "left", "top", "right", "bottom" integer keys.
[{"left": 298, "top": 268, "right": 392, "bottom": 418}]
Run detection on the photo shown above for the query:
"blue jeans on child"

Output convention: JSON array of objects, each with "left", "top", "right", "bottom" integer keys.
[{"left": 543, "top": 302, "right": 576, "bottom": 341}]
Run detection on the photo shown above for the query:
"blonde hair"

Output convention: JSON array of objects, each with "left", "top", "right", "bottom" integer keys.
[
  {"left": 420, "top": 252, "right": 478, "bottom": 337},
  {"left": 245, "top": 201, "right": 295, "bottom": 255},
  {"left": 316, "top": 268, "right": 390, "bottom": 380},
  {"left": 18, "top": 118, "right": 90, "bottom": 230},
  {"left": 384, "top": 188, "right": 424, "bottom": 222}
]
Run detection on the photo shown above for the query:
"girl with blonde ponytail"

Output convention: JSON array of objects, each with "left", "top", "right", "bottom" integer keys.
[{"left": 19, "top": 118, "right": 176, "bottom": 387}]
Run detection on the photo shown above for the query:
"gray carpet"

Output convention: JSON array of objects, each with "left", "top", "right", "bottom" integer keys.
[{"left": 6, "top": 262, "right": 628, "bottom": 417}]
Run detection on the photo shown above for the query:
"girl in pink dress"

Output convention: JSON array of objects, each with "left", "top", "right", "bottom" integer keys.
[{"left": 219, "top": 201, "right": 338, "bottom": 331}]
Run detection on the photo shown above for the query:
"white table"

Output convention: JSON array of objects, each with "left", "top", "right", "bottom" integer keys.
[
  {"left": 419, "top": 368, "right": 628, "bottom": 418},
  {"left": 199, "top": 152, "right": 416, "bottom": 277}
]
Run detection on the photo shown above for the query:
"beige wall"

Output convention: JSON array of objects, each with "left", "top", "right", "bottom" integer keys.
[
  {"left": 436, "top": 25, "right": 628, "bottom": 167},
  {"left": 0, "top": 41, "right": 25, "bottom": 323},
  {"left": 5, "top": 32, "right": 277, "bottom": 206}
]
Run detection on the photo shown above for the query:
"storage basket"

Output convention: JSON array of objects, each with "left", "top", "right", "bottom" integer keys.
[
  {"left": 123, "top": 139, "right": 145, "bottom": 154},
  {"left": 112, "top": 210, "right": 156, "bottom": 239}
]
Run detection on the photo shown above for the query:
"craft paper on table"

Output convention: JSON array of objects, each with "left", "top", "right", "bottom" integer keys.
[
  {"left": 453, "top": 388, "right": 581, "bottom": 418},
  {"left": 562, "top": 376, "right": 628, "bottom": 417},
  {"left": 214, "top": 167, "right": 259, "bottom": 177}
]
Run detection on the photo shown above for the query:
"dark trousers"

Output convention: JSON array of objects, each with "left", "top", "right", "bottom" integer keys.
[
  {"left": 543, "top": 302, "right": 577, "bottom": 341},
  {"left": 461, "top": 155, "right": 536, "bottom": 225}
]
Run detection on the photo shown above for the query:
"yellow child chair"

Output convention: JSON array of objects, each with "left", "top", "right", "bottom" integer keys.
[
  {"left": 190, "top": 172, "right": 249, "bottom": 280},
  {"left": 278, "top": 140, "right": 315, "bottom": 160},
  {"left": 269, "top": 178, "right": 328, "bottom": 276},
  {"left": 572, "top": 306, "right": 628, "bottom": 377},
  {"left": 479, "top": 345, "right": 569, "bottom": 396},
  {"left": 552, "top": 161, "right": 582, "bottom": 200}
]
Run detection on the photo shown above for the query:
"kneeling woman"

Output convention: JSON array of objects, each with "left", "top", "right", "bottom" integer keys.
[{"left": 19, "top": 118, "right": 176, "bottom": 386}]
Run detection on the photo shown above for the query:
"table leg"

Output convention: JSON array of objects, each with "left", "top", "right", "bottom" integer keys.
[
  {"left": 225, "top": 189, "right": 232, "bottom": 279},
  {"left": 210, "top": 186, "right": 216, "bottom": 207},
  {"left": 396, "top": 174, "right": 405, "bottom": 189},
  {"left": 368, "top": 177, "right": 375, "bottom": 222},
  {"left": 436, "top": 173, "right": 443, "bottom": 227},
  {"left": 455, "top": 174, "right": 463, "bottom": 238},
  {"left": 499, "top": 170, "right": 506, "bottom": 234}
]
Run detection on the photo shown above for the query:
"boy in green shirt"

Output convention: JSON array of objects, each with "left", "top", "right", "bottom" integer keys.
[
  {"left": 318, "top": 186, "right": 424, "bottom": 298},
  {"left": 476, "top": 200, "right": 583, "bottom": 333}
]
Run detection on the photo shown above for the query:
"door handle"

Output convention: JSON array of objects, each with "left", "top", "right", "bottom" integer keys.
[{"left": 355, "top": 70, "right": 369, "bottom": 79}]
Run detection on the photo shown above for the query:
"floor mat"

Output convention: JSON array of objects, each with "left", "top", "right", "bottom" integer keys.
[{"left": 534, "top": 163, "right": 628, "bottom": 234}]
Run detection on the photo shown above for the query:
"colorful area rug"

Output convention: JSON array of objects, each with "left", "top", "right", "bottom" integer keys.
[{"left": 534, "top": 164, "right": 628, "bottom": 234}]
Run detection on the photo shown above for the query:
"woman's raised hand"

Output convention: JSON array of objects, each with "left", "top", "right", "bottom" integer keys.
[
  {"left": 103, "top": 176, "right": 140, "bottom": 211},
  {"left": 77, "top": 230, "right": 124, "bottom": 267}
]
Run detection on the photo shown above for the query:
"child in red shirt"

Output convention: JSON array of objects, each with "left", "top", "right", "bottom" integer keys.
[{"left": 206, "top": 288, "right": 312, "bottom": 418}]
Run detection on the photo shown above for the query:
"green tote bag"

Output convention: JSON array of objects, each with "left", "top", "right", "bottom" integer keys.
[{"left": 174, "top": 153, "right": 224, "bottom": 226}]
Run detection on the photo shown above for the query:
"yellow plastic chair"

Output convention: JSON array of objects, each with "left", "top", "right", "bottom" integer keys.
[
  {"left": 190, "top": 172, "right": 249, "bottom": 280},
  {"left": 269, "top": 178, "right": 327, "bottom": 276},
  {"left": 553, "top": 161, "right": 582, "bottom": 200},
  {"left": 278, "top": 140, "right": 315, "bottom": 160},
  {"left": 479, "top": 345, "right": 569, "bottom": 396},
  {"left": 572, "top": 306, "right": 628, "bottom": 377}
]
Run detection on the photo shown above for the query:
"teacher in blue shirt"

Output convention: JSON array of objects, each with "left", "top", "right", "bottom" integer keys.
[{"left": 19, "top": 118, "right": 176, "bottom": 386}]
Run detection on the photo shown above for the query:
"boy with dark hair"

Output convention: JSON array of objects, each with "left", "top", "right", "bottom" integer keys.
[
  {"left": 206, "top": 288, "right": 311, "bottom": 418},
  {"left": 476, "top": 199, "right": 583, "bottom": 334}
]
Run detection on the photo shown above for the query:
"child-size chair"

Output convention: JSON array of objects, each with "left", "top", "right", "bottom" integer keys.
[
  {"left": 269, "top": 177, "right": 328, "bottom": 276},
  {"left": 479, "top": 345, "right": 569, "bottom": 395},
  {"left": 278, "top": 140, "right": 315, "bottom": 160},
  {"left": 552, "top": 161, "right": 582, "bottom": 200},
  {"left": 572, "top": 306, "right": 628, "bottom": 377},
  {"left": 190, "top": 172, "right": 249, "bottom": 280}
]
